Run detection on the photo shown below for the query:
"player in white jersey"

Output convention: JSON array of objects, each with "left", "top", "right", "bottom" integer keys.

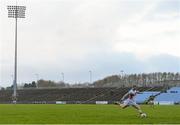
[{"left": 118, "top": 85, "right": 144, "bottom": 115}]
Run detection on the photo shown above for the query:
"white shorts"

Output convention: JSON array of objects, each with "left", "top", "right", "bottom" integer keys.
[
  {"left": 148, "top": 100, "right": 154, "bottom": 104},
  {"left": 123, "top": 98, "right": 137, "bottom": 106}
]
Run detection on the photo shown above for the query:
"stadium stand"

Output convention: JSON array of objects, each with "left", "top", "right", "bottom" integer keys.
[
  {"left": 0, "top": 86, "right": 165, "bottom": 104},
  {"left": 135, "top": 91, "right": 160, "bottom": 103},
  {"left": 155, "top": 87, "right": 180, "bottom": 105}
]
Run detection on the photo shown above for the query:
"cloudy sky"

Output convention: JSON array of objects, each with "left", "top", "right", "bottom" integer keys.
[{"left": 0, "top": 0, "right": 180, "bottom": 87}]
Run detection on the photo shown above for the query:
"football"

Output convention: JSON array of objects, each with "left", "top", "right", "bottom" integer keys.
[{"left": 140, "top": 113, "right": 147, "bottom": 118}]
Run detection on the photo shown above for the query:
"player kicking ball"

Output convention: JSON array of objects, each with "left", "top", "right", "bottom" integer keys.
[{"left": 116, "top": 85, "right": 147, "bottom": 118}]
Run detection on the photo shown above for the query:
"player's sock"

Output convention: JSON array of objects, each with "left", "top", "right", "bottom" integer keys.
[{"left": 138, "top": 109, "right": 143, "bottom": 114}]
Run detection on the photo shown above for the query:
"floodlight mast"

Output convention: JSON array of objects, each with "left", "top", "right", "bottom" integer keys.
[
  {"left": 7, "top": 6, "right": 26, "bottom": 103},
  {"left": 89, "top": 70, "right": 92, "bottom": 84}
]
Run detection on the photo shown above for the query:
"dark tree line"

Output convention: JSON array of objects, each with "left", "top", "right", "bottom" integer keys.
[
  {"left": 37, "top": 79, "right": 67, "bottom": 88},
  {"left": 93, "top": 72, "right": 180, "bottom": 87},
  {"left": 2, "top": 72, "right": 180, "bottom": 90},
  {"left": 24, "top": 81, "right": 36, "bottom": 88}
]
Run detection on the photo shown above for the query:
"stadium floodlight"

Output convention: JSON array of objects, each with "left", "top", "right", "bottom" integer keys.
[
  {"left": 35, "top": 74, "right": 39, "bottom": 88},
  {"left": 7, "top": 6, "right": 26, "bottom": 18},
  {"left": 89, "top": 70, "right": 92, "bottom": 83},
  {"left": 7, "top": 5, "right": 26, "bottom": 103},
  {"left": 61, "top": 72, "right": 64, "bottom": 82},
  {"left": 120, "top": 70, "right": 124, "bottom": 78}
]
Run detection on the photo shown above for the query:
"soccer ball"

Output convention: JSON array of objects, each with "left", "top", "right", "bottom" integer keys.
[{"left": 140, "top": 113, "right": 147, "bottom": 118}]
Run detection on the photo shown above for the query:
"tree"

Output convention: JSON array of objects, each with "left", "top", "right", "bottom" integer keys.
[
  {"left": 31, "top": 81, "right": 36, "bottom": 88},
  {"left": 37, "top": 79, "right": 56, "bottom": 88}
]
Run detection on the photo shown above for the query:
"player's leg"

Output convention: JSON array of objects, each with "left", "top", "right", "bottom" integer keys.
[
  {"left": 119, "top": 99, "right": 130, "bottom": 109},
  {"left": 151, "top": 101, "right": 155, "bottom": 108},
  {"left": 148, "top": 101, "right": 154, "bottom": 108},
  {"left": 114, "top": 101, "right": 128, "bottom": 108},
  {"left": 120, "top": 103, "right": 129, "bottom": 109},
  {"left": 131, "top": 103, "right": 143, "bottom": 114}
]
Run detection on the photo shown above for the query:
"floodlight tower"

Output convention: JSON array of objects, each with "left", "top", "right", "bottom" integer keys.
[
  {"left": 7, "top": 5, "right": 26, "bottom": 102},
  {"left": 120, "top": 70, "right": 124, "bottom": 78},
  {"left": 35, "top": 74, "right": 39, "bottom": 88},
  {"left": 89, "top": 70, "right": 92, "bottom": 83},
  {"left": 61, "top": 72, "right": 64, "bottom": 82}
]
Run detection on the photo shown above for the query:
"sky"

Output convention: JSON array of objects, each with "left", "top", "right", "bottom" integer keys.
[{"left": 0, "top": 0, "right": 180, "bottom": 87}]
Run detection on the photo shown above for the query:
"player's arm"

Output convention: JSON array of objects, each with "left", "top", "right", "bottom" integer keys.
[
  {"left": 136, "top": 90, "right": 143, "bottom": 94},
  {"left": 121, "top": 92, "right": 129, "bottom": 101},
  {"left": 137, "top": 92, "right": 143, "bottom": 94}
]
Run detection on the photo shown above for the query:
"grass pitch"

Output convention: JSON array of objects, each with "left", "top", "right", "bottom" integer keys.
[{"left": 0, "top": 104, "right": 180, "bottom": 124}]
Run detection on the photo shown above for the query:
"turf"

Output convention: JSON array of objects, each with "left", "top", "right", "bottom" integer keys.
[{"left": 0, "top": 104, "right": 180, "bottom": 124}]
